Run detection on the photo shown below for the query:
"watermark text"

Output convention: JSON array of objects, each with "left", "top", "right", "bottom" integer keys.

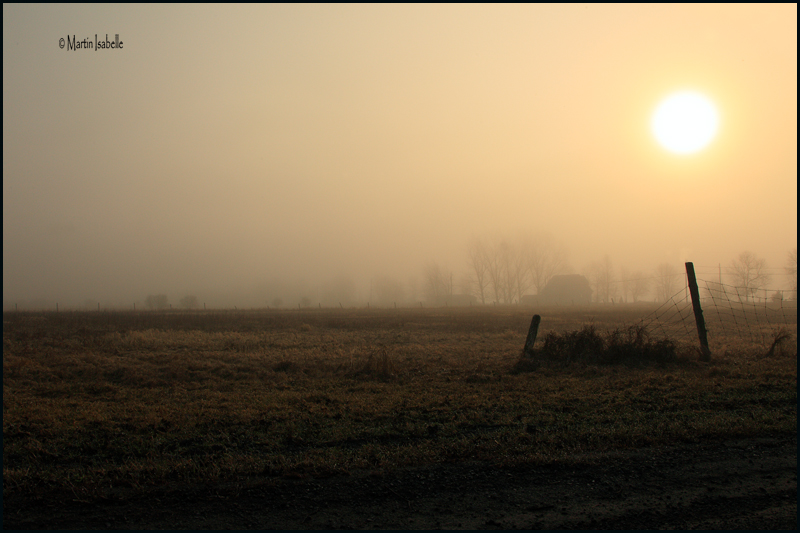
[{"left": 60, "top": 34, "right": 123, "bottom": 51}]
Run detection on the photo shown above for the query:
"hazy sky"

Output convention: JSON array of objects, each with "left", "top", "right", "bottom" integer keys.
[{"left": 3, "top": 4, "right": 797, "bottom": 307}]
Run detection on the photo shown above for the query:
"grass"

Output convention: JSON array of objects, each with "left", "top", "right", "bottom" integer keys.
[
  {"left": 3, "top": 307, "right": 796, "bottom": 503},
  {"left": 513, "top": 324, "right": 679, "bottom": 371}
]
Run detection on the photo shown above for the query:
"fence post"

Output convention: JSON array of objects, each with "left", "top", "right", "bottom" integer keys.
[
  {"left": 523, "top": 314, "right": 541, "bottom": 357},
  {"left": 685, "top": 262, "right": 711, "bottom": 362}
]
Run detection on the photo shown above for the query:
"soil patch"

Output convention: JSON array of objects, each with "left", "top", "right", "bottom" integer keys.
[{"left": 5, "top": 435, "right": 796, "bottom": 530}]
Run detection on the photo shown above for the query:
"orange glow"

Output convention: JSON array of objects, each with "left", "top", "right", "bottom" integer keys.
[{"left": 2, "top": 4, "right": 796, "bottom": 307}]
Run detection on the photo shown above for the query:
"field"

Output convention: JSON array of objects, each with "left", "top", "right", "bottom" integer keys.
[{"left": 3, "top": 306, "right": 797, "bottom": 528}]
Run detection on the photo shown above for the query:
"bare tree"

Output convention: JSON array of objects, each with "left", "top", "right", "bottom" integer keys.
[
  {"left": 508, "top": 242, "right": 530, "bottom": 304},
  {"left": 527, "top": 236, "right": 567, "bottom": 296},
  {"left": 469, "top": 237, "right": 504, "bottom": 304},
  {"left": 630, "top": 271, "right": 650, "bottom": 303},
  {"left": 787, "top": 247, "right": 797, "bottom": 300},
  {"left": 588, "top": 256, "right": 616, "bottom": 303},
  {"left": 619, "top": 267, "right": 632, "bottom": 303},
  {"left": 457, "top": 272, "right": 475, "bottom": 300},
  {"left": 484, "top": 238, "right": 508, "bottom": 304},
  {"left": 468, "top": 233, "right": 567, "bottom": 304},
  {"left": 728, "top": 251, "right": 771, "bottom": 302},
  {"left": 422, "top": 262, "right": 453, "bottom": 302},
  {"left": 488, "top": 238, "right": 531, "bottom": 304},
  {"left": 653, "top": 263, "right": 680, "bottom": 303},
  {"left": 465, "top": 237, "right": 490, "bottom": 304},
  {"left": 618, "top": 268, "right": 650, "bottom": 303}
]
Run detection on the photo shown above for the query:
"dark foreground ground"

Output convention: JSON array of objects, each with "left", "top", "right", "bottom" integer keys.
[{"left": 5, "top": 435, "right": 796, "bottom": 530}]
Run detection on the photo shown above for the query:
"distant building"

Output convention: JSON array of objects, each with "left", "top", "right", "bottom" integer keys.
[{"left": 521, "top": 274, "right": 592, "bottom": 306}]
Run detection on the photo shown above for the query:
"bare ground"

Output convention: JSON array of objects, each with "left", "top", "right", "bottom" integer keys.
[{"left": 5, "top": 435, "right": 796, "bottom": 530}]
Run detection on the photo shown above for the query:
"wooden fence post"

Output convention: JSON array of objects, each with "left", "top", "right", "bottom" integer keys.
[
  {"left": 523, "top": 314, "right": 541, "bottom": 357},
  {"left": 685, "top": 262, "right": 711, "bottom": 362}
]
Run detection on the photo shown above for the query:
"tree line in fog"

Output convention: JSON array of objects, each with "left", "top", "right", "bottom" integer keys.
[{"left": 5, "top": 246, "right": 796, "bottom": 311}]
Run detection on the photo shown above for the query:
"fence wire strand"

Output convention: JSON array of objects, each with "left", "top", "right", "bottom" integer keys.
[{"left": 639, "top": 277, "right": 796, "bottom": 350}]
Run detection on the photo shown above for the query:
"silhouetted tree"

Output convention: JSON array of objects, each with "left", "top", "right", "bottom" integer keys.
[
  {"left": 486, "top": 239, "right": 511, "bottom": 303},
  {"left": 653, "top": 263, "right": 680, "bottom": 303},
  {"left": 484, "top": 237, "right": 522, "bottom": 304},
  {"left": 630, "top": 272, "right": 650, "bottom": 302},
  {"left": 619, "top": 267, "right": 632, "bottom": 303},
  {"left": 728, "top": 251, "right": 770, "bottom": 302},
  {"left": 465, "top": 237, "right": 490, "bottom": 304},
  {"left": 786, "top": 247, "right": 797, "bottom": 300},
  {"left": 422, "top": 262, "right": 453, "bottom": 302},
  {"left": 509, "top": 242, "right": 533, "bottom": 304},
  {"left": 527, "top": 235, "right": 567, "bottom": 296},
  {"left": 588, "top": 256, "right": 615, "bottom": 303},
  {"left": 466, "top": 233, "right": 567, "bottom": 304}
]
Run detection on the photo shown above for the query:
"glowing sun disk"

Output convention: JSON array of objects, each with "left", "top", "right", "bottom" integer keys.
[{"left": 652, "top": 91, "right": 719, "bottom": 155}]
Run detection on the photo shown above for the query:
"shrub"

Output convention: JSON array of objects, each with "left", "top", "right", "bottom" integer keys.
[{"left": 513, "top": 324, "right": 677, "bottom": 372}]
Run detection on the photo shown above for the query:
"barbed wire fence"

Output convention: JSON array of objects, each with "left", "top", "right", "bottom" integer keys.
[{"left": 639, "top": 267, "right": 797, "bottom": 354}]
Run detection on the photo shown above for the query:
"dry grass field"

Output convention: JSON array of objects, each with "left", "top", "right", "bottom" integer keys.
[{"left": 3, "top": 306, "right": 796, "bottom": 527}]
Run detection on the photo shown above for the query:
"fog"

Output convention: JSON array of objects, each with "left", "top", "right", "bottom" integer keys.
[{"left": 3, "top": 5, "right": 797, "bottom": 309}]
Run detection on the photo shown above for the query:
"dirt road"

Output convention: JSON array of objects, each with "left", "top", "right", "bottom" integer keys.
[{"left": 5, "top": 435, "right": 796, "bottom": 529}]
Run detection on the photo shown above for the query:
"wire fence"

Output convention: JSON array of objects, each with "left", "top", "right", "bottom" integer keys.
[{"left": 640, "top": 277, "right": 797, "bottom": 351}]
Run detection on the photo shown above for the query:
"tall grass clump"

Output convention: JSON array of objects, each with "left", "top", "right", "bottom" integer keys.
[
  {"left": 355, "top": 346, "right": 396, "bottom": 380},
  {"left": 513, "top": 324, "right": 677, "bottom": 373}
]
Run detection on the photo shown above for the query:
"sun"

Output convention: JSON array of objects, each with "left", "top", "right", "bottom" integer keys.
[{"left": 651, "top": 91, "right": 719, "bottom": 155}]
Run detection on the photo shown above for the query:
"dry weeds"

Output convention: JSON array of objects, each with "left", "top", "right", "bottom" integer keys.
[{"left": 3, "top": 307, "right": 796, "bottom": 504}]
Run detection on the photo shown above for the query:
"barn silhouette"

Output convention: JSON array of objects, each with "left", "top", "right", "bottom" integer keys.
[{"left": 521, "top": 274, "right": 592, "bottom": 306}]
